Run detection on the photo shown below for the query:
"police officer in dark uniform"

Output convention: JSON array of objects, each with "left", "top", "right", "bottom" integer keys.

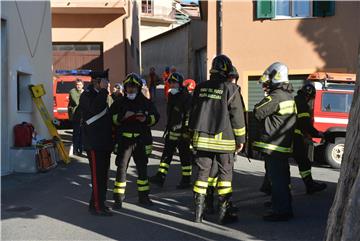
[
  {"left": 294, "top": 84, "right": 326, "bottom": 193},
  {"left": 79, "top": 70, "right": 113, "bottom": 216},
  {"left": 111, "top": 73, "right": 160, "bottom": 209},
  {"left": 150, "top": 72, "right": 193, "bottom": 189},
  {"left": 189, "top": 55, "right": 246, "bottom": 224},
  {"left": 253, "top": 62, "right": 297, "bottom": 221}
]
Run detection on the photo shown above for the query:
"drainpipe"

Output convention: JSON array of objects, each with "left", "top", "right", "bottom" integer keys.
[
  {"left": 216, "top": 0, "right": 222, "bottom": 55},
  {"left": 123, "top": 0, "right": 131, "bottom": 77}
]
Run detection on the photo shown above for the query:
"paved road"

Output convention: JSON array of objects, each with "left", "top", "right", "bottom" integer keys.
[{"left": 1, "top": 86, "right": 340, "bottom": 240}]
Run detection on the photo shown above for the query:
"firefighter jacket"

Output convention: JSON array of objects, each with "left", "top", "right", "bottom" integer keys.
[
  {"left": 252, "top": 85, "right": 297, "bottom": 156},
  {"left": 166, "top": 90, "right": 192, "bottom": 141},
  {"left": 79, "top": 85, "right": 113, "bottom": 151},
  {"left": 294, "top": 93, "right": 321, "bottom": 138},
  {"left": 189, "top": 73, "right": 246, "bottom": 153},
  {"left": 111, "top": 92, "right": 159, "bottom": 151}
]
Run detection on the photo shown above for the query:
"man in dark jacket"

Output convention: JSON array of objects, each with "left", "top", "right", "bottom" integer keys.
[
  {"left": 79, "top": 70, "right": 113, "bottom": 216},
  {"left": 294, "top": 84, "right": 326, "bottom": 194},
  {"left": 189, "top": 55, "right": 246, "bottom": 224},
  {"left": 150, "top": 72, "right": 193, "bottom": 189},
  {"left": 111, "top": 73, "right": 160, "bottom": 209},
  {"left": 68, "top": 79, "right": 84, "bottom": 156},
  {"left": 253, "top": 62, "right": 297, "bottom": 222}
]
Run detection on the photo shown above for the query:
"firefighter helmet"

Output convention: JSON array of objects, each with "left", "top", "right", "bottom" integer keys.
[
  {"left": 210, "top": 54, "right": 233, "bottom": 77},
  {"left": 300, "top": 83, "right": 316, "bottom": 98},
  {"left": 183, "top": 79, "right": 196, "bottom": 92},
  {"left": 259, "top": 62, "right": 289, "bottom": 85},
  {"left": 229, "top": 66, "right": 239, "bottom": 81},
  {"left": 168, "top": 72, "right": 184, "bottom": 85},
  {"left": 123, "top": 73, "right": 142, "bottom": 89}
]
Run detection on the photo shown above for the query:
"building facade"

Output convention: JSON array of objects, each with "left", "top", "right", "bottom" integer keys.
[
  {"left": 51, "top": 0, "right": 140, "bottom": 84},
  {"left": 200, "top": 0, "right": 360, "bottom": 109},
  {"left": 1, "top": 1, "right": 53, "bottom": 175}
]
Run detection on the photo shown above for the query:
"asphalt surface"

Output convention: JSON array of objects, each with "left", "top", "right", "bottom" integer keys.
[{"left": 1, "top": 86, "right": 340, "bottom": 241}]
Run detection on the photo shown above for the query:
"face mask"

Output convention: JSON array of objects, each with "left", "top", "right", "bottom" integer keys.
[
  {"left": 126, "top": 93, "right": 137, "bottom": 100},
  {"left": 170, "top": 88, "right": 179, "bottom": 95}
]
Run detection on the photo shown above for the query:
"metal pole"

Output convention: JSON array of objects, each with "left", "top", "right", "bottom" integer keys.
[{"left": 216, "top": 0, "right": 222, "bottom": 55}]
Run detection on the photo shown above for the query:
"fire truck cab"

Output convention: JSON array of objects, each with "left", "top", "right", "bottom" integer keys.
[
  {"left": 308, "top": 72, "right": 356, "bottom": 169},
  {"left": 53, "top": 70, "right": 91, "bottom": 125}
]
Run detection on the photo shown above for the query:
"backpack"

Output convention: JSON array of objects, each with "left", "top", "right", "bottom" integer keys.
[{"left": 14, "top": 122, "right": 34, "bottom": 147}]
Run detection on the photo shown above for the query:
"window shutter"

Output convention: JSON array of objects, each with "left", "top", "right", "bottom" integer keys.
[
  {"left": 313, "top": 0, "right": 335, "bottom": 17},
  {"left": 256, "top": 0, "right": 275, "bottom": 19}
]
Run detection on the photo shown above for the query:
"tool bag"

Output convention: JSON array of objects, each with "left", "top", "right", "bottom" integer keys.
[
  {"left": 36, "top": 140, "right": 58, "bottom": 172},
  {"left": 14, "top": 122, "right": 34, "bottom": 147}
]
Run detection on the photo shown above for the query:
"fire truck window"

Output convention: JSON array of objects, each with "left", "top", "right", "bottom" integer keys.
[
  {"left": 321, "top": 93, "right": 353, "bottom": 113},
  {"left": 56, "top": 81, "right": 89, "bottom": 93}
]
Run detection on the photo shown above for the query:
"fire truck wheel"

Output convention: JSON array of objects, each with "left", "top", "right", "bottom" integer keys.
[{"left": 324, "top": 138, "right": 345, "bottom": 169}]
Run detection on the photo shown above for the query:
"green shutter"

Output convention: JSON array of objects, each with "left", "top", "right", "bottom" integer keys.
[
  {"left": 313, "top": 1, "right": 335, "bottom": 17},
  {"left": 257, "top": 0, "right": 275, "bottom": 19}
]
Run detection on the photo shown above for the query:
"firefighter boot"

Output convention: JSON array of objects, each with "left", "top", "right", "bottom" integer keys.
[
  {"left": 303, "top": 175, "right": 327, "bottom": 194},
  {"left": 149, "top": 172, "right": 165, "bottom": 187},
  {"left": 194, "top": 193, "right": 206, "bottom": 223},
  {"left": 205, "top": 186, "right": 215, "bottom": 214},
  {"left": 113, "top": 193, "right": 125, "bottom": 210},
  {"left": 176, "top": 175, "right": 192, "bottom": 189},
  {"left": 218, "top": 196, "right": 238, "bottom": 224},
  {"left": 260, "top": 175, "right": 272, "bottom": 195},
  {"left": 138, "top": 191, "right": 153, "bottom": 206}
]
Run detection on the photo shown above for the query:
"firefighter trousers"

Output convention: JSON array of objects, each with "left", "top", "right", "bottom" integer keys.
[
  {"left": 87, "top": 150, "right": 111, "bottom": 211},
  {"left": 193, "top": 151, "right": 234, "bottom": 197},
  {"left": 113, "top": 137, "right": 150, "bottom": 197},
  {"left": 293, "top": 134, "right": 312, "bottom": 178},
  {"left": 158, "top": 137, "right": 192, "bottom": 177},
  {"left": 264, "top": 153, "right": 292, "bottom": 214}
]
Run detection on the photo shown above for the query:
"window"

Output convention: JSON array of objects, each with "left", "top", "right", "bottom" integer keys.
[
  {"left": 141, "top": 0, "right": 153, "bottom": 15},
  {"left": 257, "top": 0, "right": 335, "bottom": 19},
  {"left": 321, "top": 93, "right": 353, "bottom": 113},
  {"left": 56, "top": 81, "right": 89, "bottom": 94},
  {"left": 17, "top": 72, "right": 32, "bottom": 112}
]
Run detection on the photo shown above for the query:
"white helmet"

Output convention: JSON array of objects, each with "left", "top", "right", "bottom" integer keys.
[{"left": 259, "top": 62, "right": 289, "bottom": 84}]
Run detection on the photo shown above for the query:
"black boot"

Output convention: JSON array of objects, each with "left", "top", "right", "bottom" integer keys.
[
  {"left": 205, "top": 186, "right": 215, "bottom": 214},
  {"left": 303, "top": 175, "right": 327, "bottom": 194},
  {"left": 260, "top": 175, "right": 272, "bottom": 195},
  {"left": 194, "top": 193, "right": 206, "bottom": 223},
  {"left": 218, "top": 196, "right": 238, "bottom": 224},
  {"left": 138, "top": 191, "right": 153, "bottom": 206},
  {"left": 149, "top": 172, "right": 165, "bottom": 187},
  {"left": 113, "top": 193, "right": 125, "bottom": 210},
  {"left": 176, "top": 176, "right": 192, "bottom": 189}
]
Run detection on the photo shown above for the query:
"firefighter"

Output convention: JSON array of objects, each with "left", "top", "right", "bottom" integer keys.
[
  {"left": 189, "top": 55, "right": 246, "bottom": 224},
  {"left": 150, "top": 72, "right": 193, "bottom": 189},
  {"left": 253, "top": 62, "right": 297, "bottom": 221},
  {"left": 79, "top": 70, "right": 113, "bottom": 216},
  {"left": 294, "top": 84, "right": 326, "bottom": 193},
  {"left": 111, "top": 73, "right": 159, "bottom": 209},
  {"left": 204, "top": 66, "right": 246, "bottom": 215}
]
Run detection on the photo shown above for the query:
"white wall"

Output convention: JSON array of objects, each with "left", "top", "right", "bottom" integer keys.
[{"left": 1, "top": 1, "right": 53, "bottom": 175}]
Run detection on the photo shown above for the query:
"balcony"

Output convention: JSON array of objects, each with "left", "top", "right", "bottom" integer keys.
[{"left": 51, "top": 0, "right": 126, "bottom": 15}]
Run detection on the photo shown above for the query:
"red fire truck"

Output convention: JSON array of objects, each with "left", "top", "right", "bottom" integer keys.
[
  {"left": 308, "top": 72, "right": 356, "bottom": 169},
  {"left": 53, "top": 70, "right": 91, "bottom": 125}
]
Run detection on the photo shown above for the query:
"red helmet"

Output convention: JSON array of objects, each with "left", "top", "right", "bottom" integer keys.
[{"left": 183, "top": 79, "right": 196, "bottom": 92}]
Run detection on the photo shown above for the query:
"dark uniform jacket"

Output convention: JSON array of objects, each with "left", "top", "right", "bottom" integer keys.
[
  {"left": 79, "top": 85, "right": 113, "bottom": 151},
  {"left": 294, "top": 93, "right": 321, "bottom": 137},
  {"left": 189, "top": 73, "right": 246, "bottom": 153},
  {"left": 252, "top": 85, "right": 297, "bottom": 156},
  {"left": 166, "top": 90, "right": 192, "bottom": 140},
  {"left": 111, "top": 93, "right": 160, "bottom": 150}
]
